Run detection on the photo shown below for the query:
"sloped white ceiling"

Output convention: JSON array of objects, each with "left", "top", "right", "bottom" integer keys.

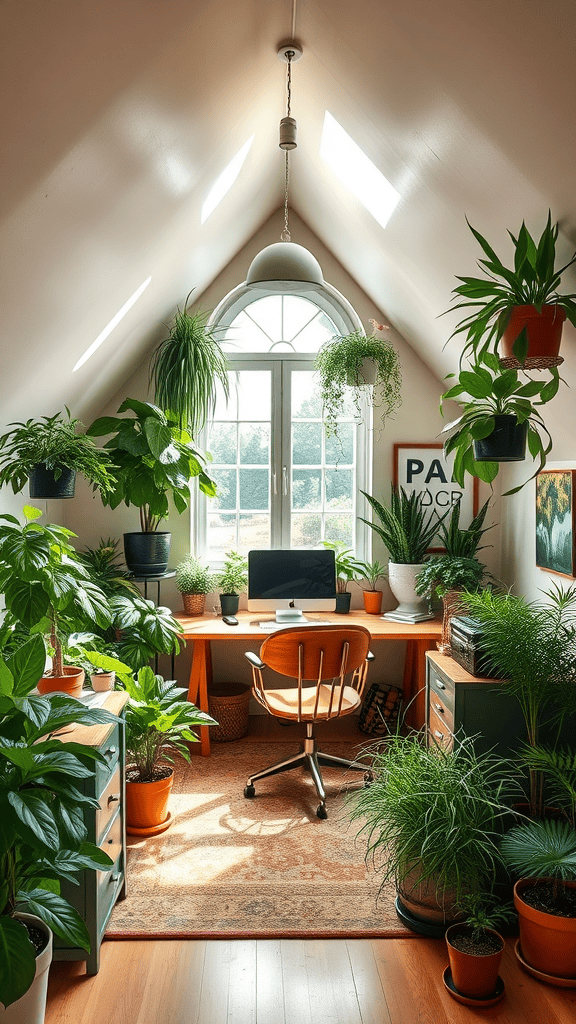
[{"left": 1, "top": 0, "right": 575, "bottom": 428}]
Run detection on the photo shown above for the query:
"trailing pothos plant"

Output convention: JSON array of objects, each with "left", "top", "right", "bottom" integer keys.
[
  {"left": 0, "top": 633, "right": 117, "bottom": 1008},
  {"left": 87, "top": 399, "right": 216, "bottom": 533},
  {"left": 443, "top": 212, "right": 576, "bottom": 365},
  {"left": 441, "top": 351, "right": 558, "bottom": 494}
]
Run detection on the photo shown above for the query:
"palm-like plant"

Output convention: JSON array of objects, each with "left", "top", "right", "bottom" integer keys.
[
  {"left": 360, "top": 486, "right": 446, "bottom": 564},
  {"left": 501, "top": 819, "right": 576, "bottom": 902}
]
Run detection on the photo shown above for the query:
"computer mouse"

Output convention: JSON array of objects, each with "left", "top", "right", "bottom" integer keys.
[{"left": 222, "top": 615, "right": 239, "bottom": 626}]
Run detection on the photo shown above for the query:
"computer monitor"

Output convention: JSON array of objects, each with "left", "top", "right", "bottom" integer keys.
[{"left": 247, "top": 548, "right": 337, "bottom": 623}]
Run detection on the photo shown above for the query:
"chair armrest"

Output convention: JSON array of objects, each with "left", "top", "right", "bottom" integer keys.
[
  {"left": 367, "top": 650, "right": 375, "bottom": 662},
  {"left": 244, "top": 650, "right": 265, "bottom": 670}
]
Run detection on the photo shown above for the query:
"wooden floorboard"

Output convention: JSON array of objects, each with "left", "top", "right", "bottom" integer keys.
[{"left": 45, "top": 937, "right": 576, "bottom": 1024}]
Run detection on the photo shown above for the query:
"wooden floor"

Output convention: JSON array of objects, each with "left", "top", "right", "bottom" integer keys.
[{"left": 46, "top": 936, "right": 576, "bottom": 1024}]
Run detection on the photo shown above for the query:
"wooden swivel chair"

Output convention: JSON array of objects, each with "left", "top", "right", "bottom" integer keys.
[{"left": 243, "top": 624, "right": 374, "bottom": 818}]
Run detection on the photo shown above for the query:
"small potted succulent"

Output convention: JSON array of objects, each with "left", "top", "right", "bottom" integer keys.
[
  {"left": 216, "top": 550, "right": 248, "bottom": 616},
  {"left": 321, "top": 540, "right": 358, "bottom": 612},
  {"left": 352, "top": 559, "right": 388, "bottom": 614},
  {"left": 314, "top": 326, "right": 402, "bottom": 438},
  {"left": 444, "top": 894, "right": 514, "bottom": 1004},
  {"left": 175, "top": 554, "right": 216, "bottom": 615}
]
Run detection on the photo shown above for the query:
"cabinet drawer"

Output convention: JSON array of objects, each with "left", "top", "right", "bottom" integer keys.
[
  {"left": 429, "top": 688, "right": 452, "bottom": 726},
  {"left": 428, "top": 705, "right": 454, "bottom": 751},
  {"left": 95, "top": 765, "right": 122, "bottom": 844},
  {"left": 97, "top": 813, "right": 123, "bottom": 925},
  {"left": 94, "top": 725, "right": 121, "bottom": 794},
  {"left": 428, "top": 667, "right": 454, "bottom": 714}
]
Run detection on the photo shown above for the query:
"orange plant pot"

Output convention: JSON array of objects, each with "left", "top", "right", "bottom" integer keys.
[
  {"left": 37, "top": 665, "right": 84, "bottom": 699},
  {"left": 126, "top": 770, "right": 174, "bottom": 836},
  {"left": 500, "top": 304, "right": 566, "bottom": 361},
  {"left": 445, "top": 924, "right": 504, "bottom": 999},
  {"left": 363, "top": 590, "right": 383, "bottom": 614},
  {"left": 514, "top": 878, "right": 576, "bottom": 980}
]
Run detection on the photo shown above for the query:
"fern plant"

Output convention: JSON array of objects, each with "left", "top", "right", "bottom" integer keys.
[{"left": 360, "top": 486, "right": 447, "bottom": 564}]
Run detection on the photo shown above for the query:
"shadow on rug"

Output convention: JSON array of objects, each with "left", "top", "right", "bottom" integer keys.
[{"left": 106, "top": 733, "right": 411, "bottom": 940}]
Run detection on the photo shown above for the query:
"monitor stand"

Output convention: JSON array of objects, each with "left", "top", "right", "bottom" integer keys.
[{"left": 275, "top": 608, "right": 308, "bottom": 624}]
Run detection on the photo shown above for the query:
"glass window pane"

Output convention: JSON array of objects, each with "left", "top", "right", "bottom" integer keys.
[
  {"left": 239, "top": 423, "right": 270, "bottom": 465},
  {"left": 208, "top": 423, "right": 237, "bottom": 464},
  {"left": 292, "top": 422, "right": 322, "bottom": 465},
  {"left": 326, "top": 469, "right": 353, "bottom": 509},
  {"left": 243, "top": 295, "right": 282, "bottom": 341},
  {"left": 239, "top": 469, "right": 269, "bottom": 510},
  {"left": 210, "top": 469, "right": 237, "bottom": 510},
  {"left": 324, "top": 515, "right": 354, "bottom": 548},
  {"left": 223, "top": 310, "right": 272, "bottom": 353},
  {"left": 239, "top": 514, "right": 270, "bottom": 551},
  {"left": 213, "top": 372, "right": 237, "bottom": 420},
  {"left": 283, "top": 295, "right": 320, "bottom": 341},
  {"left": 296, "top": 311, "right": 337, "bottom": 352},
  {"left": 325, "top": 423, "right": 354, "bottom": 465},
  {"left": 238, "top": 371, "right": 271, "bottom": 420},
  {"left": 293, "top": 469, "right": 322, "bottom": 510},
  {"left": 207, "top": 513, "right": 237, "bottom": 558},
  {"left": 291, "top": 514, "right": 322, "bottom": 548},
  {"left": 292, "top": 370, "right": 323, "bottom": 419}
]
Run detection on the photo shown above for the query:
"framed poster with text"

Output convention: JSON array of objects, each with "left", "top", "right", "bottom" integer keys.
[{"left": 393, "top": 443, "right": 479, "bottom": 549}]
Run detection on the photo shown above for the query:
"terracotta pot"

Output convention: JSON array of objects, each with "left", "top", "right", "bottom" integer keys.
[
  {"left": 90, "top": 671, "right": 115, "bottom": 692},
  {"left": 445, "top": 923, "right": 504, "bottom": 999},
  {"left": 182, "top": 592, "right": 206, "bottom": 616},
  {"left": 514, "top": 878, "right": 576, "bottom": 980},
  {"left": 398, "top": 865, "right": 463, "bottom": 926},
  {"left": 363, "top": 590, "right": 383, "bottom": 614},
  {"left": 0, "top": 913, "right": 52, "bottom": 1024},
  {"left": 37, "top": 665, "right": 84, "bottom": 699},
  {"left": 501, "top": 304, "right": 566, "bottom": 362},
  {"left": 126, "top": 769, "right": 174, "bottom": 836}
]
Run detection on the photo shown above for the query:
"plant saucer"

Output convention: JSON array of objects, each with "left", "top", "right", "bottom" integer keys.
[
  {"left": 442, "top": 967, "right": 505, "bottom": 1007},
  {"left": 127, "top": 812, "right": 172, "bottom": 838},
  {"left": 515, "top": 940, "right": 576, "bottom": 988},
  {"left": 394, "top": 896, "right": 447, "bottom": 938}
]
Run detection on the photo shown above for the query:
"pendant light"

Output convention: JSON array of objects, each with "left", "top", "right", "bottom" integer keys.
[{"left": 245, "top": 42, "right": 325, "bottom": 291}]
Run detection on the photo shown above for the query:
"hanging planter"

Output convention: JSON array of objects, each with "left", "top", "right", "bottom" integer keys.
[
  {"left": 473, "top": 415, "right": 527, "bottom": 462},
  {"left": 500, "top": 304, "right": 566, "bottom": 368},
  {"left": 28, "top": 463, "right": 76, "bottom": 499}
]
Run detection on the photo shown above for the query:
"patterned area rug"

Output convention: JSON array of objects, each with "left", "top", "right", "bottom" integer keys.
[{"left": 106, "top": 728, "right": 410, "bottom": 939}]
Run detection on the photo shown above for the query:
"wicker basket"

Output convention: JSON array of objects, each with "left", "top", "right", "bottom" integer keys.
[
  {"left": 208, "top": 683, "right": 251, "bottom": 742},
  {"left": 358, "top": 681, "right": 403, "bottom": 737},
  {"left": 182, "top": 593, "right": 206, "bottom": 616}
]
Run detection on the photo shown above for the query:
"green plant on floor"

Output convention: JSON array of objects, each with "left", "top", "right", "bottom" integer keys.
[
  {"left": 217, "top": 551, "right": 249, "bottom": 597},
  {"left": 360, "top": 486, "right": 447, "bottom": 564},
  {"left": 124, "top": 666, "right": 217, "bottom": 782},
  {"left": 442, "top": 212, "right": 576, "bottom": 365},
  {"left": 314, "top": 328, "right": 402, "bottom": 437},
  {"left": 0, "top": 408, "right": 116, "bottom": 496},
  {"left": 149, "top": 293, "right": 230, "bottom": 436},
  {"left": 452, "top": 893, "right": 515, "bottom": 947},
  {"left": 0, "top": 635, "right": 117, "bottom": 1008},
  {"left": 87, "top": 399, "right": 217, "bottom": 532},
  {"left": 175, "top": 554, "right": 216, "bottom": 595},
  {"left": 321, "top": 540, "right": 358, "bottom": 593},
  {"left": 515, "top": 743, "right": 576, "bottom": 830},
  {"left": 501, "top": 818, "right": 576, "bottom": 905}
]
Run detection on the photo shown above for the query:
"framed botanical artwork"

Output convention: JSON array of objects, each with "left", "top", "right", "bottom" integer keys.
[
  {"left": 393, "top": 443, "right": 479, "bottom": 549},
  {"left": 535, "top": 469, "right": 576, "bottom": 577}
]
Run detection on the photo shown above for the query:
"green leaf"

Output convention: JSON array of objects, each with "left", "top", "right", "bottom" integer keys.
[
  {"left": 17, "top": 888, "right": 91, "bottom": 950},
  {"left": 7, "top": 791, "right": 60, "bottom": 850},
  {"left": 144, "top": 418, "right": 173, "bottom": 459},
  {"left": 6, "top": 634, "right": 46, "bottom": 698},
  {"left": 0, "top": 915, "right": 36, "bottom": 1007}
]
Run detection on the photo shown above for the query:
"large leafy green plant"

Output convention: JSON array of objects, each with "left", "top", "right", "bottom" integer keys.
[
  {"left": 314, "top": 329, "right": 402, "bottom": 438},
  {"left": 149, "top": 294, "right": 230, "bottom": 436},
  {"left": 124, "top": 667, "right": 217, "bottom": 781},
  {"left": 441, "top": 351, "right": 558, "bottom": 494},
  {"left": 360, "top": 486, "right": 447, "bottom": 564},
  {"left": 0, "top": 634, "right": 116, "bottom": 1008},
  {"left": 0, "top": 409, "right": 116, "bottom": 496},
  {"left": 86, "top": 399, "right": 216, "bottom": 532},
  {"left": 443, "top": 212, "right": 576, "bottom": 364},
  {"left": 108, "top": 594, "right": 182, "bottom": 671},
  {"left": 0, "top": 507, "right": 112, "bottom": 677}
]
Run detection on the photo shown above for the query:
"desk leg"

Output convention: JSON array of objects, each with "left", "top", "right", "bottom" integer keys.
[
  {"left": 187, "top": 639, "right": 212, "bottom": 756},
  {"left": 403, "top": 639, "right": 436, "bottom": 731}
]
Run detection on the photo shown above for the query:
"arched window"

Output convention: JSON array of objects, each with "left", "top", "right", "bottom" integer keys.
[{"left": 196, "top": 281, "right": 371, "bottom": 561}]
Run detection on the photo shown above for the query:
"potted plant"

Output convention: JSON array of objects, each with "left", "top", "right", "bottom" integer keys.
[
  {"left": 441, "top": 350, "right": 558, "bottom": 494},
  {"left": 348, "top": 731, "right": 511, "bottom": 936},
  {"left": 319, "top": 540, "right": 358, "bottom": 612},
  {"left": 123, "top": 666, "right": 217, "bottom": 836},
  {"left": 108, "top": 594, "right": 183, "bottom": 672},
  {"left": 86, "top": 399, "right": 217, "bottom": 574},
  {"left": 0, "top": 408, "right": 116, "bottom": 499},
  {"left": 216, "top": 550, "right": 248, "bottom": 616},
  {"left": 501, "top": 818, "right": 576, "bottom": 983},
  {"left": 444, "top": 894, "right": 513, "bottom": 1004},
  {"left": 351, "top": 559, "right": 388, "bottom": 614},
  {"left": 175, "top": 554, "right": 216, "bottom": 616},
  {"left": 437, "top": 496, "right": 492, "bottom": 558},
  {"left": 360, "top": 486, "right": 448, "bottom": 622},
  {"left": 443, "top": 212, "right": 576, "bottom": 368},
  {"left": 314, "top": 327, "right": 402, "bottom": 438},
  {"left": 149, "top": 292, "right": 230, "bottom": 436},
  {"left": 78, "top": 537, "right": 140, "bottom": 597},
  {"left": 415, "top": 555, "right": 488, "bottom": 653},
  {"left": 0, "top": 633, "right": 117, "bottom": 1020},
  {"left": 0, "top": 507, "right": 112, "bottom": 697}
]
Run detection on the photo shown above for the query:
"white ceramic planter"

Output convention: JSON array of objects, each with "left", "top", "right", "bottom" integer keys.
[
  {"left": 0, "top": 914, "right": 52, "bottom": 1024},
  {"left": 387, "top": 562, "right": 429, "bottom": 617},
  {"left": 90, "top": 671, "right": 115, "bottom": 691},
  {"left": 358, "top": 357, "right": 378, "bottom": 385}
]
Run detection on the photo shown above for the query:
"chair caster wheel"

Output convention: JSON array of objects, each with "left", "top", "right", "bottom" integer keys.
[
  {"left": 316, "top": 804, "right": 328, "bottom": 820},
  {"left": 244, "top": 784, "right": 255, "bottom": 799},
  {"left": 363, "top": 771, "right": 374, "bottom": 788}
]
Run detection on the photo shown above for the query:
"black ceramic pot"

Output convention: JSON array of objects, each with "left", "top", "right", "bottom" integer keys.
[
  {"left": 28, "top": 463, "right": 76, "bottom": 498},
  {"left": 123, "top": 532, "right": 171, "bottom": 575},
  {"left": 335, "top": 592, "right": 352, "bottom": 613},
  {"left": 220, "top": 594, "right": 239, "bottom": 616},
  {"left": 473, "top": 415, "right": 527, "bottom": 462}
]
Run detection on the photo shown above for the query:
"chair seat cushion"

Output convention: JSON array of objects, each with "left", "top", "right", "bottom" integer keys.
[{"left": 263, "top": 683, "right": 362, "bottom": 720}]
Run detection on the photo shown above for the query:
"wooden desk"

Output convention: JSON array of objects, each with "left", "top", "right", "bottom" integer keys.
[{"left": 175, "top": 611, "right": 442, "bottom": 755}]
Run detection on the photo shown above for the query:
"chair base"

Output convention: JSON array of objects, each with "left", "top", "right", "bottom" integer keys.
[{"left": 244, "top": 721, "right": 369, "bottom": 818}]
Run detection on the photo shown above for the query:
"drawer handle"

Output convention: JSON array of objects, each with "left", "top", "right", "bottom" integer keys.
[
  {"left": 107, "top": 793, "right": 120, "bottom": 806},
  {"left": 434, "top": 730, "right": 445, "bottom": 739},
  {"left": 433, "top": 703, "right": 444, "bottom": 714},
  {"left": 109, "top": 872, "right": 121, "bottom": 885},
  {"left": 104, "top": 746, "right": 117, "bottom": 760},
  {"left": 435, "top": 680, "right": 446, "bottom": 690}
]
